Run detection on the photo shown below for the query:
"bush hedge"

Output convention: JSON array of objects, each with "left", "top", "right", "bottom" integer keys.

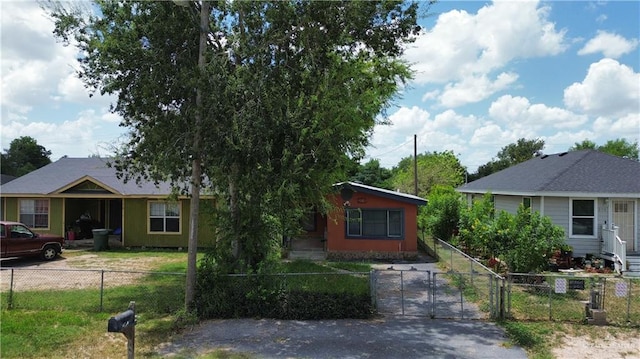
[{"left": 195, "top": 271, "right": 374, "bottom": 320}]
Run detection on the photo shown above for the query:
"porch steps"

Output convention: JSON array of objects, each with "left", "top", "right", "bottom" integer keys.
[
  {"left": 288, "top": 250, "right": 327, "bottom": 261},
  {"left": 625, "top": 255, "right": 640, "bottom": 277}
]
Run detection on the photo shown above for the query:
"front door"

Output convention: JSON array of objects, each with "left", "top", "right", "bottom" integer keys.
[{"left": 612, "top": 200, "right": 636, "bottom": 252}]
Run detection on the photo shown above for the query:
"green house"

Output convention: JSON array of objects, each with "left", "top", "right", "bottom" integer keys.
[{"left": 0, "top": 157, "right": 215, "bottom": 248}]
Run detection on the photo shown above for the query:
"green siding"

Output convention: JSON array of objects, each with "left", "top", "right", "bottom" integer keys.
[{"left": 122, "top": 198, "right": 216, "bottom": 248}]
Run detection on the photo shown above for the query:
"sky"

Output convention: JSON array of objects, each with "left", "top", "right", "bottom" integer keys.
[{"left": 1, "top": 1, "right": 639, "bottom": 173}]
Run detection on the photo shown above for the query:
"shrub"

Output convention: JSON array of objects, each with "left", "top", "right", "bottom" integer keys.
[
  {"left": 421, "top": 185, "right": 463, "bottom": 241},
  {"left": 456, "top": 194, "right": 568, "bottom": 273}
]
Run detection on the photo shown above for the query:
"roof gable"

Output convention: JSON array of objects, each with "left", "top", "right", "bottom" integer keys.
[
  {"left": 335, "top": 182, "right": 427, "bottom": 206},
  {"left": 458, "top": 150, "right": 640, "bottom": 196}
]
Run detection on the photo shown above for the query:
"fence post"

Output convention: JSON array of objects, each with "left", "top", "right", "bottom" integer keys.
[
  {"left": 400, "top": 270, "right": 405, "bottom": 316},
  {"left": 100, "top": 270, "right": 105, "bottom": 312},
  {"left": 507, "top": 275, "right": 512, "bottom": 318},
  {"left": 548, "top": 275, "right": 552, "bottom": 321},
  {"left": 8, "top": 268, "right": 14, "bottom": 309},
  {"left": 431, "top": 273, "right": 436, "bottom": 318},
  {"left": 627, "top": 279, "right": 632, "bottom": 323},
  {"left": 370, "top": 270, "right": 377, "bottom": 310},
  {"left": 499, "top": 278, "right": 505, "bottom": 320}
]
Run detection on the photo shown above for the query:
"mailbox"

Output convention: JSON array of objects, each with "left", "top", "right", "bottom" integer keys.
[
  {"left": 107, "top": 301, "right": 136, "bottom": 359},
  {"left": 108, "top": 309, "right": 135, "bottom": 333}
]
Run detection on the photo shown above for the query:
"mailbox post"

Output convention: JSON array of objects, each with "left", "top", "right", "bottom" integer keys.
[{"left": 108, "top": 301, "right": 136, "bottom": 359}]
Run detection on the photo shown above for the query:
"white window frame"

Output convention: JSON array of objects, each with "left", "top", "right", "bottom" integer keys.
[
  {"left": 148, "top": 201, "right": 181, "bottom": 234},
  {"left": 19, "top": 199, "right": 50, "bottom": 229},
  {"left": 570, "top": 198, "right": 596, "bottom": 237}
]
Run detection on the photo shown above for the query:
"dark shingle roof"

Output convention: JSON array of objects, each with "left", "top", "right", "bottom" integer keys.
[
  {"left": 0, "top": 157, "right": 173, "bottom": 196},
  {"left": 1, "top": 174, "right": 17, "bottom": 185},
  {"left": 458, "top": 150, "right": 640, "bottom": 197},
  {"left": 335, "top": 181, "right": 427, "bottom": 205}
]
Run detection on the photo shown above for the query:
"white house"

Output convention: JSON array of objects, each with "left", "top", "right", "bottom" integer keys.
[{"left": 457, "top": 150, "right": 640, "bottom": 276}]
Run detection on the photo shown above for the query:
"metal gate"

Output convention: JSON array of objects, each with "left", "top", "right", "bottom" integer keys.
[
  {"left": 372, "top": 269, "right": 503, "bottom": 320},
  {"left": 372, "top": 269, "right": 431, "bottom": 317}
]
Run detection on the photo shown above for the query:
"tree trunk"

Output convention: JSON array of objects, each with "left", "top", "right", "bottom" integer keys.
[{"left": 185, "top": 0, "right": 209, "bottom": 311}]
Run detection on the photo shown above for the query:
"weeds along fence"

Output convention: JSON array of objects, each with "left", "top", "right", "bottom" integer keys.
[
  {"left": 507, "top": 273, "right": 640, "bottom": 326},
  {"left": 1, "top": 267, "right": 373, "bottom": 318},
  {"left": 422, "top": 236, "right": 506, "bottom": 319},
  {"left": 1, "top": 267, "right": 186, "bottom": 314},
  {"left": 421, "top": 236, "right": 640, "bottom": 326}
]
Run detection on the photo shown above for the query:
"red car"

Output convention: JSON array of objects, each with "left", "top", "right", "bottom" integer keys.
[{"left": 0, "top": 221, "right": 64, "bottom": 261}]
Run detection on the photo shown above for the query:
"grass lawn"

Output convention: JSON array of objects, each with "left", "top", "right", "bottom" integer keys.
[{"left": 0, "top": 250, "right": 371, "bottom": 358}]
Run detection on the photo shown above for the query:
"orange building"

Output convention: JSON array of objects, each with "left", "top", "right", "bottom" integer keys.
[{"left": 294, "top": 182, "right": 427, "bottom": 260}]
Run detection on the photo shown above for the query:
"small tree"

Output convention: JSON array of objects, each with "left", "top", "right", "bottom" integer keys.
[
  {"left": 456, "top": 192, "right": 494, "bottom": 257},
  {"left": 501, "top": 206, "right": 566, "bottom": 273},
  {"left": 457, "top": 196, "right": 567, "bottom": 273},
  {"left": 422, "top": 185, "right": 462, "bottom": 241}
]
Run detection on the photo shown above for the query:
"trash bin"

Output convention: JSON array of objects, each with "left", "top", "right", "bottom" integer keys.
[{"left": 92, "top": 229, "right": 110, "bottom": 251}]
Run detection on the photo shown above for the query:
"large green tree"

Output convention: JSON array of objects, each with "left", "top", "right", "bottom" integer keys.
[
  {"left": 350, "top": 159, "right": 393, "bottom": 189},
  {"left": 570, "top": 138, "right": 639, "bottom": 160},
  {"left": 469, "top": 138, "right": 545, "bottom": 181},
  {"left": 1, "top": 136, "right": 52, "bottom": 176},
  {"left": 48, "top": 0, "right": 425, "bottom": 309},
  {"left": 392, "top": 150, "right": 465, "bottom": 198}
]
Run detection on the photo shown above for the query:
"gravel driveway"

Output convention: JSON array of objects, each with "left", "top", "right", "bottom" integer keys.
[{"left": 156, "top": 260, "right": 527, "bottom": 359}]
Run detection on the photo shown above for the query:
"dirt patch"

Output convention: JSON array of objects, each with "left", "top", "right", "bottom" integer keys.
[
  {"left": 0, "top": 251, "right": 178, "bottom": 292},
  {"left": 553, "top": 329, "right": 640, "bottom": 358}
]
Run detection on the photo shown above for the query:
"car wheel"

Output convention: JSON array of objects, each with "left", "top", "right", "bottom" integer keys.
[{"left": 42, "top": 245, "right": 58, "bottom": 261}]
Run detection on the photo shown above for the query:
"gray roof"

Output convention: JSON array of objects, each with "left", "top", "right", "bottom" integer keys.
[
  {"left": 335, "top": 181, "right": 427, "bottom": 205},
  {"left": 458, "top": 150, "right": 640, "bottom": 197},
  {"left": 1, "top": 174, "right": 17, "bottom": 185},
  {"left": 0, "top": 157, "right": 173, "bottom": 196}
]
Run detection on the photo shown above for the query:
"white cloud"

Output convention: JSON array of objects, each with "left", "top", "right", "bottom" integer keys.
[
  {"left": 489, "top": 95, "right": 587, "bottom": 130},
  {"left": 406, "top": 0, "right": 567, "bottom": 85},
  {"left": 593, "top": 113, "right": 640, "bottom": 141},
  {"left": 578, "top": 31, "right": 639, "bottom": 58},
  {"left": 564, "top": 59, "right": 640, "bottom": 118},
  {"left": 0, "top": 109, "right": 119, "bottom": 160},
  {"left": 438, "top": 72, "right": 518, "bottom": 108}
]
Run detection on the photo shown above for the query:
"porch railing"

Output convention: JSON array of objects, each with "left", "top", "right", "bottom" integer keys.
[{"left": 602, "top": 226, "right": 626, "bottom": 273}]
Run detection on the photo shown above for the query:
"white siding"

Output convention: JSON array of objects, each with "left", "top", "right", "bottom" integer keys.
[{"left": 494, "top": 195, "right": 522, "bottom": 214}]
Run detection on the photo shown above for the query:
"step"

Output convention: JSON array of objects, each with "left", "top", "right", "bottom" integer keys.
[{"left": 288, "top": 250, "right": 327, "bottom": 261}]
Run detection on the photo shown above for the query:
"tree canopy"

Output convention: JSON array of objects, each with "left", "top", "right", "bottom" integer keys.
[
  {"left": 392, "top": 150, "right": 465, "bottom": 198},
  {"left": 349, "top": 159, "right": 394, "bottom": 190},
  {"left": 47, "top": 0, "right": 425, "bottom": 308},
  {"left": 469, "top": 138, "right": 545, "bottom": 181},
  {"left": 570, "top": 138, "right": 639, "bottom": 160},
  {"left": 1, "top": 136, "right": 52, "bottom": 177}
]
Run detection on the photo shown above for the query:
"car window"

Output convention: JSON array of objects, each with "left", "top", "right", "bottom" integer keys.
[
  {"left": 10, "top": 225, "right": 34, "bottom": 239},
  {"left": 0, "top": 224, "right": 5, "bottom": 238}
]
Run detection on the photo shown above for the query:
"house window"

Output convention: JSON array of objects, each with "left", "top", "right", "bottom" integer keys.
[
  {"left": 149, "top": 201, "right": 180, "bottom": 233},
  {"left": 346, "top": 208, "right": 404, "bottom": 239},
  {"left": 523, "top": 197, "right": 532, "bottom": 210},
  {"left": 571, "top": 199, "right": 595, "bottom": 236},
  {"left": 19, "top": 199, "right": 49, "bottom": 228}
]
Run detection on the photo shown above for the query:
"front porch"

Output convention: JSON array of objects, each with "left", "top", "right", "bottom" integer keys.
[
  {"left": 287, "top": 236, "right": 326, "bottom": 261},
  {"left": 601, "top": 226, "right": 640, "bottom": 277}
]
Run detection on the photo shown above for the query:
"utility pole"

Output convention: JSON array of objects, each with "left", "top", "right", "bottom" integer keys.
[{"left": 414, "top": 134, "right": 418, "bottom": 196}]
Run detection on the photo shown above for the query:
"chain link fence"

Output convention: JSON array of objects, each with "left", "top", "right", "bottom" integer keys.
[
  {"left": 1, "top": 267, "right": 186, "bottom": 314},
  {"left": 507, "top": 273, "right": 640, "bottom": 325}
]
